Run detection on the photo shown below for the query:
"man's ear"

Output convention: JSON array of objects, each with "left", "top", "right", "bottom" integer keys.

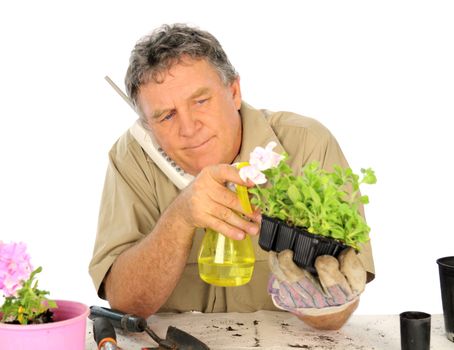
[{"left": 229, "top": 77, "right": 242, "bottom": 110}]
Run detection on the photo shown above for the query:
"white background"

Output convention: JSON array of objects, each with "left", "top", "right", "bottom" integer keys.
[{"left": 1, "top": 1, "right": 453, "bottom": 316}]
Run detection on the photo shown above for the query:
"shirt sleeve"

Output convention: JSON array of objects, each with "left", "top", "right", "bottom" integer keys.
[{"left": 88, "top": 132, "right": 161, "bottom": 298}]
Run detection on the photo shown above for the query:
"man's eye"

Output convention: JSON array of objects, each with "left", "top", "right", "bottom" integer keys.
[
  {"left": 161, "top": 111, "right": 175, "bottom": 122},
  {"left": 196, "top": 98, "right": 208, "bottom": 105}
]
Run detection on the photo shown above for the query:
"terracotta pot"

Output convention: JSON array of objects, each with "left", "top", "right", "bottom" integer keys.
[
  {"left": 296, "top": 298, "right": 360, "bottom": 330},
  {"left": 0, "top": 300, "right": 89, "bottom": 350}
]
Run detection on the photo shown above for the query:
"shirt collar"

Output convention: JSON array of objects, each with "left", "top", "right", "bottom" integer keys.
[{"left": 234, "top": 101, "right": 287, "bottom": 164}]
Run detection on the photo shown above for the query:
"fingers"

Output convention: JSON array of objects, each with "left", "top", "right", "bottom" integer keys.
[
  {"left": 209, "top": 163, "right": 254, "bottom": 188},
  {"left": 315, "top": 255, "right": 353, "bottom": 298},
  {"left": 203, "top": 208, "right": 258, "bottom": 240},
  {"left": 325, "top": 285, "right": 350, "bottom": 306},
  {"left": 268, "top": 273, "right": 328, "bottom": 309},
  {"left": 269, "top": 250, "right": 328, "bottom": 308},
  {"left": 276, "top": 250, "right": 313, "bottom": 283},
  {"left": 270, "top": 250, "right": 324, "bottom": 295},
  {"left": 338, "top": 248, "right": 366, "bottom": 295},
  {"left": 205, "top": 165, "right": 258, "bottom": 219},
  {"left": 268, "top": 252, "right": 289, "bottom": 282},
  {"left": 269, "top": 249, "right": 365, "bottom": 314},
  {"left": 177, "top": 164, "right": 260, "bottom": 240}
]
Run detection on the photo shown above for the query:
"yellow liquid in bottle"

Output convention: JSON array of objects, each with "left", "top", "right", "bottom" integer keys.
[
  {"left": 197, "top": 162, "right": 255, "bottom": 287},
  {"left": 198, "top": 257, "right": 255, "bottom": 287},
  {"left": 198, "top": 228, "right": 255, "bottom": 287}
]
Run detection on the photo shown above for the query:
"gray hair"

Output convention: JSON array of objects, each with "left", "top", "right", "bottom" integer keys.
[{"left": 125, "top": 23, "right": 238, "bottom": 110}]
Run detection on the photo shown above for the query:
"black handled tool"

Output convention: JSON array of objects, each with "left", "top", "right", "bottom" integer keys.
[
  {"left": 90, "top": 306, "right": 210, "bottom": 350},
  {"left": 93, "top": 317, "right": 119, "bottom": 350},
  {"left": 91, "top": 305, "right": 147, "bottom": 333}
]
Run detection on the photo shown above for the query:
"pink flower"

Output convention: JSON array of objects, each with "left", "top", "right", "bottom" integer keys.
[
  {"left": 239, "top": 165, "right": 267, "bottom": 185},
  {"left": 249, "top": 141, "right": 284, "bottom": 171},
  {"left": 0, "top": 242, "right": 33, "bottom": 297}
]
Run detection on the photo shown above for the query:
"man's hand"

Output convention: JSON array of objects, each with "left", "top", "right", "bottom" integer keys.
[
  {"left": 174, "top": 164, "right": 261, "bottom": 240},
  {"left": 268, "top": 248, "right": 366, "bottom": 330},
  {"left": 105, "top": 164, "right": 260, "bottom": 316}
]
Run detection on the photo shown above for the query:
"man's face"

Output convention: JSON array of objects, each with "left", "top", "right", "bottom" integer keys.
[{"left": 137, "top": 58, "right": 242, "bottom": 175}]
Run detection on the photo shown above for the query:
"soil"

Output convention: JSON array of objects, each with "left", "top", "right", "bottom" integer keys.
[{"left": 5, "top": 309, "right": 54, "bottom": 325}]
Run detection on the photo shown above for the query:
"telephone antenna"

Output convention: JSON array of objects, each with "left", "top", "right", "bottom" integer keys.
[{"left": 104, "top": 76, "right": 135, "bottom": 110}]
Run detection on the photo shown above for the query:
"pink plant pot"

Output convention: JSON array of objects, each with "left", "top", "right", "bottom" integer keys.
[{"left": 0, "top": 299, "right": 89, "bottom": 350}]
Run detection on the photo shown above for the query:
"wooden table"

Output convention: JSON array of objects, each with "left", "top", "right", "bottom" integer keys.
[{"left": 85, "top": 311, "right": 452, "bottom": 349}]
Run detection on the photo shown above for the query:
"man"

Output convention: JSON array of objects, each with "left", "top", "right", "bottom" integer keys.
[{"left": 89, "top": 23, "right": 374, "bottom": 328}]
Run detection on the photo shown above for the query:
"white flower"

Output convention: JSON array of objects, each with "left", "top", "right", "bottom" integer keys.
[
  {"left": 239, "top": 165, "right": 267, "bottom": 185},
  {"left": 249, "top": 141, "right": 284, "bottom": 171}
]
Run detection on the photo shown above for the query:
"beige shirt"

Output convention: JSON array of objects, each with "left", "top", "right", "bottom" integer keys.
[{"left": 89, "top": 102, "right": 375, "bottom": 312}]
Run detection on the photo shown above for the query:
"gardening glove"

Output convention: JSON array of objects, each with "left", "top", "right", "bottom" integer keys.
[{"left": 268, "top": 248, "right": 366, "bottom": 330}]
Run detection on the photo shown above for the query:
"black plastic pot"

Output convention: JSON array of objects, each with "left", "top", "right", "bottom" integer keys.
[
  {"left": 400, "top": 311, "right": 431, "bottom": 350},
  {"left": 437, "top": 256, "right": 454, "bottom": 342},
  {"left": 258, "top": 215, "right": 347, "bottom": 274}
]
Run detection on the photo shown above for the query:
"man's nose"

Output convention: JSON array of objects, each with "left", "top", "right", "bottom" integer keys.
[{"left": 178, "top": 108, "right": 200, "bottom": 137}]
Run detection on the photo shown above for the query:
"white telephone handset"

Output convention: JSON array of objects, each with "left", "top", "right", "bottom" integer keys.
[{"left": 105, "top": 76, "right": 194, "bottom": 189}]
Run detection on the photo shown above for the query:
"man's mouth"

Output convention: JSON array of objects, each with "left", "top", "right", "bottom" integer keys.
[{"left": 184, "top": 136, "right": 214, "bottom": 150}]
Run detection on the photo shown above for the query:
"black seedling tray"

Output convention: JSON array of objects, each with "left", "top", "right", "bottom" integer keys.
[{"left": 259, "top": 215, "right": 347, "bottom": 274}]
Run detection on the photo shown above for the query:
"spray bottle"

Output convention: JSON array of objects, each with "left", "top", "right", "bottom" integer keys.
[{"left": 197, "top": 163, "right": 256, "bottom": 286}]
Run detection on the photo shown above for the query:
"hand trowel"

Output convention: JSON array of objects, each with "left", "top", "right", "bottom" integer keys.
[{"left": 90, "top": 305, "right": 210, "bottom": 350}]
